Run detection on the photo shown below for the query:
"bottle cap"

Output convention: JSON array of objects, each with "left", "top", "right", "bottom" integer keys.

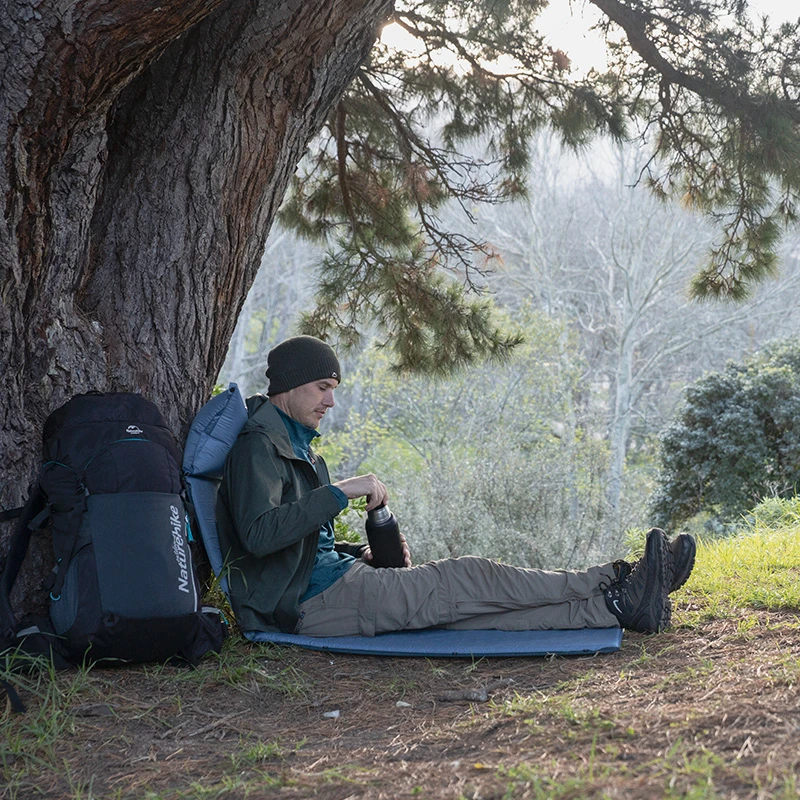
[{"left": 368, "top": 504, "right": 391, "bottom": 524}]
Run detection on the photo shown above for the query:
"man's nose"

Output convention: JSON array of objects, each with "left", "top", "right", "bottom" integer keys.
[{"left": 323, "top": 390, "right": 335, "bottom": 407}]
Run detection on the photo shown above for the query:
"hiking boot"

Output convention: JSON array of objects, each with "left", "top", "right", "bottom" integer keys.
[
  {"left": 614, "top": 533, "right": 696, "bottom": 593},
  {"left": 604, "top": 528, "right": 672, "bottom": 634}
]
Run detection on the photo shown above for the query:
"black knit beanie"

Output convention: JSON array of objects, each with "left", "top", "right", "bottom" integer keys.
[{"left": 265, "top": 335, "right": 341, "bottom": 396}]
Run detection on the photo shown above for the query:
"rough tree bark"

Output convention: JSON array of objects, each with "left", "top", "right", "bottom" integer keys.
[{"left": 0, "top": 0, "right": 392, "bottom": 600}]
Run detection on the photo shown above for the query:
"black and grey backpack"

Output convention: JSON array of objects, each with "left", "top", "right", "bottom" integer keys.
[{"left": 0, "top": 392, "right": 227, "bottom": 708}]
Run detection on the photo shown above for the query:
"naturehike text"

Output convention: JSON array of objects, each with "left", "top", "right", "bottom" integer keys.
[{"left": 170, "top": 504, "right": 190, "bottom": 593}]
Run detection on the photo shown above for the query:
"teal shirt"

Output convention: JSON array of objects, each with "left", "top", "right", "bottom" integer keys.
[{"left": 273, "top": 407, "right": 352, "bottom": 601}]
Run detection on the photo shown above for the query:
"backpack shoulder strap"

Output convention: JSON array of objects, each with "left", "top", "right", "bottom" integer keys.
[
  {"left": 1, "top": 622, "right": 75, "bottom": 713},
  {"left": 0, "top": 506, "right": 23, "bottom": 523},
  {"left": 0, "top": 485, "right": 46, "bottom": 637}
]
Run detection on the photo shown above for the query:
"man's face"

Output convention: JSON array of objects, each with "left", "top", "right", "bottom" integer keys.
[{"left": 273, "top": 378, "right": 338, "bottom": 429}]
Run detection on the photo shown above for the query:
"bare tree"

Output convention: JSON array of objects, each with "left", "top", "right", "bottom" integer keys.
[{"left": 479, "top": 137, "right": 800, "bottom": 546}]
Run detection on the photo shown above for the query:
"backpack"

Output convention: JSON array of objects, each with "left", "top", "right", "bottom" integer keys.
[{"left": 0, "top": 391, "right": 227, "bottom": 708}]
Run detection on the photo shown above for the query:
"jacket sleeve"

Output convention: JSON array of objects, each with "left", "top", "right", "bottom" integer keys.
[
  {"left": 335, "top": 542, "right": 368, "bottom": 558},
  {"left": 223, "top": 433, "right": 342, "bottom": 557}
]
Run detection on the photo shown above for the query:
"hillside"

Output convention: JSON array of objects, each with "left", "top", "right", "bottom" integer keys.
[{"left": 3, "top": 520, "right": 800, "bottom": 799}]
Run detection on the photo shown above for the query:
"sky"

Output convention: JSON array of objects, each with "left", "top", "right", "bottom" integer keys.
[
  {"left": 535, "top": 0, "right": 798, "bottom": 74},
  {"left": 381, "top": 1, "right": 799, "bottom": 75}
]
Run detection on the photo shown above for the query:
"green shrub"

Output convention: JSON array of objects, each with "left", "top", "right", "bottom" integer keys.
[{"left": 651, "top": 339, "right": 800, "bottom": 531}]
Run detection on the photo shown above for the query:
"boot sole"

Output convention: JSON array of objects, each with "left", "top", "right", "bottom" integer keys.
[
  {"left": 669, "top": 534, "right": 696, "bottom": 592},
  {"left": 639, "top": 529, "right": 672, "bottom": 633}
]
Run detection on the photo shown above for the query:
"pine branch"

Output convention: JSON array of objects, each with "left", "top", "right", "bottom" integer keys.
[
  {"left": 336, "top": 102, "right": 359, "bottom": 237},
  {"left": 590, "top": 0, "right": 800, "bottom": 124}
]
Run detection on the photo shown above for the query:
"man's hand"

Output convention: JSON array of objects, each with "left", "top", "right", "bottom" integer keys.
[
  {"left": 333, "top": 473, "right": 388, "bottom": 511},
  {"left": 362, "top": 532, "right": 413, "bottom": 568}
]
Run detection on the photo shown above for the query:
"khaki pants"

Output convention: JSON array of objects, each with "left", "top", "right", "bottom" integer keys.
[{"left": 297, "top": 556, "right": 618, "bottom": 637}]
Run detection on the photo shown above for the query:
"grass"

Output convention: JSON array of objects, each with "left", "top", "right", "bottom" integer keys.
[
  {"left": 3, "top": 516, "right": 800, "bottom": 799},
  {"left": 682, "top": 518, "right": 800, "bottom": 618},
  {"left": 486, "top": 516, "right": 800, "bottom": 800},
  {"left": 0, "top": 637, "right": 315, "bottom": 799},
  {"left": 1, "top": 658, "right": 99, "bottom": 798},
  {"left": 494, "top": 737, "right": 799, "bottom": 800}
]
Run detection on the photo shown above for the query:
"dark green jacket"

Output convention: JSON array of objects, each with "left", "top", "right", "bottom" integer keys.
[{"left": 216, "top": 395, "right": 349, "bottom": 633}]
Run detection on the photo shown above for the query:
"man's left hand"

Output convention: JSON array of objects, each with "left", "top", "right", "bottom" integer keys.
[{"left": 362, "top": 532, "right": 413, "bottom": 568}]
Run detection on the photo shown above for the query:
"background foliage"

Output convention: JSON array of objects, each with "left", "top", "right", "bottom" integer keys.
[
  {"left": 651, "top": 339, "right": 800, "bottom": 531},
  {"left": 223, "top": 132, "right": 800, "bottom": 558},
  {"left": 318, "top": 308, "right": 614, "bottom": 567}
]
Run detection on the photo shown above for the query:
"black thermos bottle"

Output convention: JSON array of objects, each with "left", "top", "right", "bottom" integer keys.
[{"left": 365, "top": 504, "right": 405, "bottom": 568}]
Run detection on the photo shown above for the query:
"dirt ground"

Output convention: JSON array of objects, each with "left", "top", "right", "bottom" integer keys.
[{"left": 4, "top": 604, "right": 800, "bottom": 799}]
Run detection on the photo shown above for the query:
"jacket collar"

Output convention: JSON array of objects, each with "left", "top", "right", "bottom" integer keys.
[
  {"left": 242, "top": 394, "right": 319, "bottom": 458},
  {"left": 242, "top": 394, "right": 299, "bottom": 461}
]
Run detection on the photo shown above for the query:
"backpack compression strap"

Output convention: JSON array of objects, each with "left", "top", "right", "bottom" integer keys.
[{"left": 0, "top": 677, "right": 25, "bottom": 713}]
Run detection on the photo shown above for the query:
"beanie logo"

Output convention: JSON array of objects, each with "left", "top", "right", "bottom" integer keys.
[{"left": 331, "top": 372, "right": 338, "bottom": 378}]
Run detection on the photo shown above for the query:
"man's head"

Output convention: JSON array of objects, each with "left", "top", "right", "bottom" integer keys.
[{"left": 266, "top": 335, "right": 341, "bottom": 428}]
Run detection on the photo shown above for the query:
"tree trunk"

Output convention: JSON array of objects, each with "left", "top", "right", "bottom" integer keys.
[{"left": 0, "top": 0, "right": 391, "bottom": 605}]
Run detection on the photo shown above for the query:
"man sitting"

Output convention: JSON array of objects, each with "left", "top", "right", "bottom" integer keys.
[{"left": 216, "top": 336, "right": 695, "bottom": 638}]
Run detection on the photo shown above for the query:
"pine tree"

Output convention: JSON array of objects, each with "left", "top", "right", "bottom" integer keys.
[
  {"left": 280, "top": 0, "right": 800, "bottom": 365},
  {"left": 3, "top": 0, "right": 800, "bottom": 588}
]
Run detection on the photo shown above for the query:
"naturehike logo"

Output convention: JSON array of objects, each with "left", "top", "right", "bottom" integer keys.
[
  {"left": 126, "top": 425, "right": 144, "bottom": 435},
  {"left": 170, "top": 504, "right": 190, "bottom": 593}
]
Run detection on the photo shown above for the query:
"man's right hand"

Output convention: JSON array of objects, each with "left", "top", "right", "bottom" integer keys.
[{"left": 332, "top": 474, "right": 388, "bottom": 510}]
